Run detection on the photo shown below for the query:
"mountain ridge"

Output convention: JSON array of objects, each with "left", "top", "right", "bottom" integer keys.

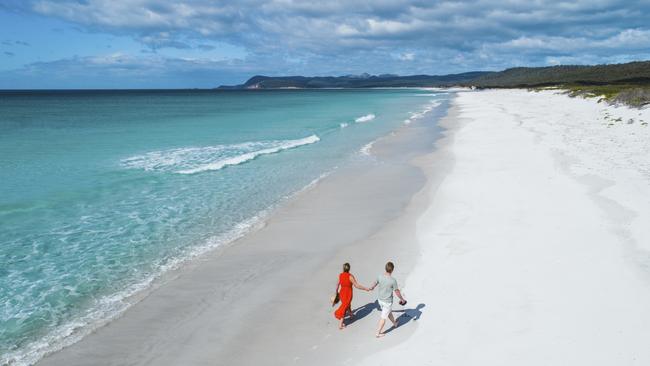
[
  {"left": 218, "top": 60, "right": 650, "bottom": 90},
  {"left": 217, "top": 61, "right": 650, "bottom": 106},
  {"left": 218, "top": 72, "right": 492, "bottom": 89}
]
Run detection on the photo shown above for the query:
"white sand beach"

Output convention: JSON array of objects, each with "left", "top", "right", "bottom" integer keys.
[
  {"left": 359, "top": 89, "right": 650, "bottom": 365},
  {"left": 36, "top": 89, "right": 650, "bottom": 366}
]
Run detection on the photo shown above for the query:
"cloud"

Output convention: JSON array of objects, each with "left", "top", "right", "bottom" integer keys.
[
  {"left": 0, "top": 53, "right": 255, "bottom": 88},
  {"left": 30, "top": 1, "right": 249, "bottom": 45},
  {"left": 2, "top": 39, "right": 31, "bottom": 46},
  {"left": 22, "top": 1, "right": 649, "bottom": 52},
  {"left": 485, "top": 27, "right": 650, "bottom": 60},
  {"left": 397, "top": 52, "right": 415, "bottom": 61},
  {"left": 2, "top": 0, "right": 650, "bottom": 87}
]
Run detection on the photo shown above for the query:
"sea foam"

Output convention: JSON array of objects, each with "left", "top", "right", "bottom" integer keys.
[
  {"left": 360, "top": 141, "right": 376, "bottom": 156},
  {"left": 122, "top": 135, "right": 320, "bottom": 175},
  {"left": 355, "top": 114, "right": 376, "bottom": 123},
  {"left": 404, "top": 100, "right": 441, "bottom": 124}
]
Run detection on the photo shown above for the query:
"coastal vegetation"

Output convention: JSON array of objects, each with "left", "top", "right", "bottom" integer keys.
[
  {"left": 562, "top": 85, "right": 650, "bottom": 107},
  {"left": 470, "top": 61, "right": 650, "bottom": 107}
]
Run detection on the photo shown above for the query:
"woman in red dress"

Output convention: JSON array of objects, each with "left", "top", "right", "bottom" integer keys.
[{"left": 334, "top": 262, "right": 369, "bottom": 329}]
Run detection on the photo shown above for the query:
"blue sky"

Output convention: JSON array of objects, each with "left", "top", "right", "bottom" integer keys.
[{"left": 1, "top": 0, "right": 649, "bottom": 88}]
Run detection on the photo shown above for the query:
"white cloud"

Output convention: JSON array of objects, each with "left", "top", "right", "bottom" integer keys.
[
  {"left": 597, "top": 28, "right": 650, "bottom": 49},
  {"left": 365, "top": 19, "right": 422, "bottom": 36}
]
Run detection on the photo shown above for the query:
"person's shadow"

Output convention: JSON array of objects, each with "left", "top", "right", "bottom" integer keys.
[
  {"left": 383, "top": 303, "right": 426, "bottom": 334},
  {"left": 345, "top": 301, "right": 379, "bottom": 325}
]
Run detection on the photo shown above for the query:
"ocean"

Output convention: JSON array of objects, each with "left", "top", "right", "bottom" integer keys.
[{"left": 0, "top": 89, "right": 447, "bottom": 365}]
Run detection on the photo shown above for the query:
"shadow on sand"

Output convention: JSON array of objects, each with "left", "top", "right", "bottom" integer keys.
[
  {"left": 346, "top": 302, "right": 426, "bottom": 332},
  {"left": 345, "top": 301, "right": 379, "bottom": 325},
  {"left": 383, "top": 303, "right": 426, "bottom": 334}
]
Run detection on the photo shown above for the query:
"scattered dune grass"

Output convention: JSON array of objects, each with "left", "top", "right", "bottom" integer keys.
[
  {"left": 564, "top": 85, "right": 650, "bottom": 107},
  {"left": 528, "top": 84, "right": 650, "bottom": 108}
]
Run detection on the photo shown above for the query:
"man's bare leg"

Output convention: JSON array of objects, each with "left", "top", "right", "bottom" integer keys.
[
  {"left": 376, "top": 318, "right": 386, "bottom": 338},
  {"left": 389, "top": 312, "right": 399, "bottom": 327}
]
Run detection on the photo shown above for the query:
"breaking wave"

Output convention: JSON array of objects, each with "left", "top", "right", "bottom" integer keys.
[
  {"left": 355, "top": 114, "right": 376, "bottom": 123},
  {"left": 404, "top": 100, "right": 441, "bottom": 124},
  {"left": 122, "top": 135, "right": 320, "bottom": 175},
  {"left": 360, "top": 141, "right": 376, "bottom": 156}
]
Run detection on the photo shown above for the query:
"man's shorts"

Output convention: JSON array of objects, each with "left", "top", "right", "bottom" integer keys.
[{"left": 377, "top": 300, "right": 392, "bottom": 319}]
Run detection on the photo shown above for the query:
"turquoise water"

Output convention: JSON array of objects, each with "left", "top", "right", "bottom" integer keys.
[{"left": 0, "top": 89, "right": 447, "bottom": 364}]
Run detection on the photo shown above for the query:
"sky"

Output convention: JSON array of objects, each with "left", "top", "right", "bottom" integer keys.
[{"left": 1, "top": 0, "right": 649, "bottom": 88}]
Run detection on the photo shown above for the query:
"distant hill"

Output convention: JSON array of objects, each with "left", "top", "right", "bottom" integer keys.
[
  {"left": 218, "top": 72, "right": 493, "bottom": 89},
  {"left": 217, "top": 61, "right": 650, "bottom": 106},
  {"left": 220, "top": 61, "right": 650, "bottom": 90},
  {"left": 469, "top": 61, "right": 650, "bottom": 88}
]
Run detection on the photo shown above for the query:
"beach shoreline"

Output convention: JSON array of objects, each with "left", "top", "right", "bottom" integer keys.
[{"left": 35, "top": 94, "right": 448, "bottom": 365}]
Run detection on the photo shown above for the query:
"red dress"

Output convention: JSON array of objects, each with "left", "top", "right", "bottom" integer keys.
[{"left": 334, "top": 272, "right": 353, "bottom": 319}]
